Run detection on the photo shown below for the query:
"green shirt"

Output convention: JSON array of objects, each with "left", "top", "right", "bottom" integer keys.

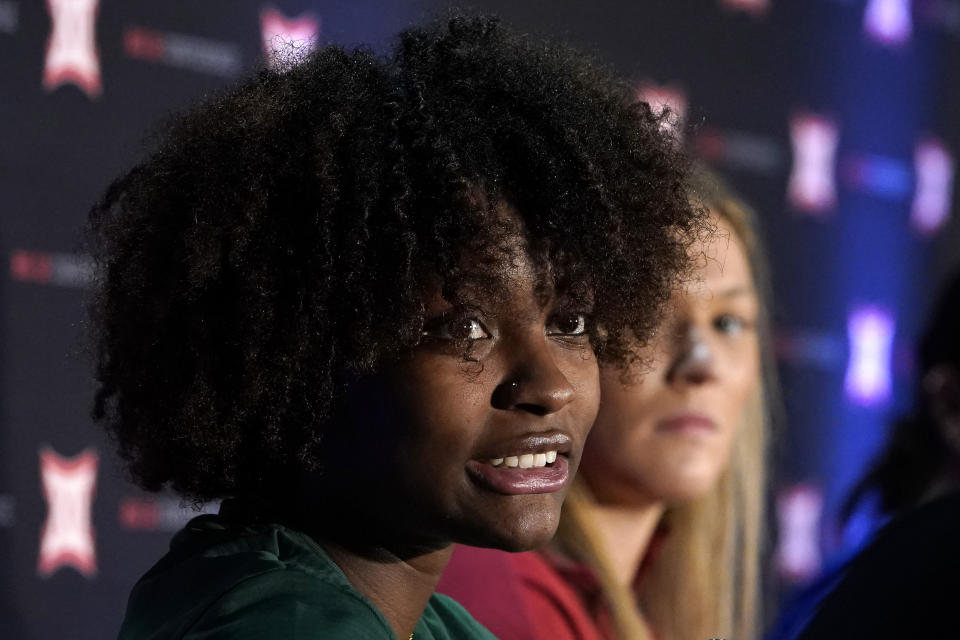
[{"left": 119, "top": 515, "right": 497, "bottom": 639}]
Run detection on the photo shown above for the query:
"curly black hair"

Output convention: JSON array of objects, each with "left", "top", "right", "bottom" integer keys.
[{"left": 89, "top": 14, "right": 701, "bottom": 503}]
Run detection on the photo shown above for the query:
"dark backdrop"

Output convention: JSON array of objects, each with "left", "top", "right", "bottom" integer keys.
[{"left": 2, "top": 1, "right": 958, "bottom": 637}]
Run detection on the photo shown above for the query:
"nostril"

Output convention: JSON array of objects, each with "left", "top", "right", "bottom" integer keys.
[
  {"left": 491, "top": 381, "right": 519, "bottom": 410},
  {"left": 515, "top": 402, "right": 549, "bottom": 417}
]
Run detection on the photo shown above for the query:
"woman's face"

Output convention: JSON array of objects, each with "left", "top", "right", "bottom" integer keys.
[
  {"left": 324, "top": 244, "right": 600, "bottom": 552},
  {"left": 581, "top": 214, "right": 760, "bottom": 506}
]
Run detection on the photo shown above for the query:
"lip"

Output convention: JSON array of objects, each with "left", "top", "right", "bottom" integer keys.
[
  {"left": 466, "top": 456, "right": 569, "bottom": 495},
  {"left": 655, "top": 412, "right": 717, "bottom": 435},
  {"left": 466, "top": 430, "right": 573, "bottom": 495},
  {"left": 474, "top": 431, "right": 573, "bottom": 460}
]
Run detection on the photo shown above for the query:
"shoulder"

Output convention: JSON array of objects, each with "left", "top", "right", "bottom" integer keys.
[
  {"left": 119, "top": 517, "right": 393, "bottom": 640},
  {"left": 184, "top": 568, "right": 390, "bottom": 639}
]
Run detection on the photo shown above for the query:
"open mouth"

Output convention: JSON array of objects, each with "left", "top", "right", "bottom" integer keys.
[
  {"left": 466, "top": 431, "right": 573, "bottom": 495},
  {"left": 466, "top": 450, "right": 569, "bottom": 495},
  {"left": 487, "top": 450, "right": 558, "bottom": 469}
]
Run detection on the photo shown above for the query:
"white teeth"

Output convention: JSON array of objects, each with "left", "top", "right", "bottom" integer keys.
[{"left": 491, "top": 450, "right": 559, "bottom": 468}]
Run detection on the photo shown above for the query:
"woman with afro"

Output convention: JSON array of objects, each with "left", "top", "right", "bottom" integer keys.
[{"left": 90, "top": 14, "right": 701, "bottom": 640}]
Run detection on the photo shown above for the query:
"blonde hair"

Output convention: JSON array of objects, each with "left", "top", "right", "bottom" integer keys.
[{"left": 556, "top": 169, "right": 773, "bottom": 640}]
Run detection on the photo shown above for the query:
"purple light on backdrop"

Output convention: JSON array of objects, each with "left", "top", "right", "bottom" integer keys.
[
  {"left": 788, "top": 113, "right": 839, "bottom": 216},
  {"left": 863, "top": 0, "right": 913, "bottom": 47},
  {"left": 775, "top": 484, "right": 824, "bottom": 583},
  {"left": 844, "top": 306, "right": 895, "bottom": 407},
  {"left": 911, "top": 138, "right": 955, "bottom": 236},
  {"left": 260, "top": 6, "right": 320, "bottom": 69}
]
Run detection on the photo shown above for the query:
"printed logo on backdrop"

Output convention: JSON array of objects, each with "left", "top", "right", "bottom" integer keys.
[
  {"left": 845, "top": 306, "right": 895, "bottom": 407},
  {"left": 38, "top": 447, "right": 98, "bottom": 578},
  {"left": 0, "top": 1, "right": 18, "bottom": 35},
  {"left": 9, "top": 249, "right": 92, "bottom": 288},
  {"left": 788, "top": 113, "right": 839, "bottom": 216},
  {"left": 124, "top": 26, "right": 242, "bottom": 78},
  {"left": 775, "top": 484, "right": 823, "bottom": 583},
  {"left": 774, "top": 328, "right": 846, "bottom": 370},
  {"left": 118, "top": 496, "right": 218, "bottom": 532},
  {"left": 911, "top": 138, "right": 955, "bottom": 236},
  {"left": 44, "top": 0, "right": 101, "bottom": 98},
  {"left": 720, "top": 0, "right": 770, "bottom": 16},
  {"left": 694, "top": 126, "right": 786, "bottom": 175},
  {"left": 260, "top": 6, "right": 320, "bottom": 69},
  {"left": 864, "top": 0, "right": 913, "bottom": 46},
  {"left": 636, "top": 83, "right": 687, "bottom": 135},
  {"left": 840, "top": 152, "right": 912, "bottom": 200}
]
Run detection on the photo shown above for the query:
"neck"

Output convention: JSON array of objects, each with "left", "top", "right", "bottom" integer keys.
[
  {"left": 580, "top": 498, "right": 666, "bottom": 587},
  {"left": 322, "top": 541, "right": 452, "bottom": 640},
  {"left": 259, "top": 488, "right": 453, "bottom": 640}
]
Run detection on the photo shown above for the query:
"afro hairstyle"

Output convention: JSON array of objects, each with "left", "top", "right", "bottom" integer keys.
[{"left": 89, "top": 14, "right": 702, "bottom": 502}]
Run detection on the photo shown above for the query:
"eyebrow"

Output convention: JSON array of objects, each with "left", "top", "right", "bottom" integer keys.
[{"left": 716, "top": 285, "right": 755, "bottom": 299}]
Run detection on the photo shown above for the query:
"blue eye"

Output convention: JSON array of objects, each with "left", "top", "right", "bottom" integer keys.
[
  {"left": 546, "top": 313, "right": 588, "bottom": 337},
  {"left": 714, "top": 314, "right": 745, "bottom": 336},
  {"left": 423, "top": 316, "right": 491, "bottom": 341}
]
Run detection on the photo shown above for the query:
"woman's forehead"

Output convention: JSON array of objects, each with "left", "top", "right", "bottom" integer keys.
[{"left": 686, "top": 216, "right": 754, "bottom": 293}]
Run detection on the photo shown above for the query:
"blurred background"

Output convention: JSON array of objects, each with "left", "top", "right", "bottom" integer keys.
[{"left": 1, "top": 1, "right": 958, "bottom": 637}]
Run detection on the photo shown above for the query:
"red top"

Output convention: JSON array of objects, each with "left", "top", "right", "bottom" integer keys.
[{"left": 436, "top": 546, "right": 614, "bottom": 640}]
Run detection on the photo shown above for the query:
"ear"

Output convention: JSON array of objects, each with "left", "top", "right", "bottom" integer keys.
[{"left": 923, "top": 365, "right": 960, "bottom": 456}]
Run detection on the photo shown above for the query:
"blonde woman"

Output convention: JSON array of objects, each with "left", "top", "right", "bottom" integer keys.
[{"left": 438, "top": 171, "right": 773, "bottom": 640}]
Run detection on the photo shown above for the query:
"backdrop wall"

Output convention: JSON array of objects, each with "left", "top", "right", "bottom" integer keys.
[{"left": 2, "top": 1, "right": 958, "bottom": 637}]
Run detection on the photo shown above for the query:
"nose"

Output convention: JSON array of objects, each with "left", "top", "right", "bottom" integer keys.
[
  {"left": 667, "top": 324, "right": 716, "bottom": 385},
  {"left": 491, "top": 341, "right": 576, "bottom": 415}
]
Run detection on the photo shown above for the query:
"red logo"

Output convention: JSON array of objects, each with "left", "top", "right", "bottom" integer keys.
[
  {"left": 10, "top": 250, "right": 53, "bottom": 284},
  {"left": 720, "top": 0, "right": 770, "bottom": 16},
  {"left": 38, "top": 447, "right": 98, "bottom": 577},
  {"left": 43, "top": 0, "right": 101, "bottom": 98},
  {"left": 123, "top": 26, "right": 242, "bottom": 77},
  {"left": 260, "top": 6, "right": 320, "bottom": 68},
  {"left": 788, "top": 113, "right": 839, "bottom": 215},
  {"left": 123, "top": 27, "right": 165, "bottom": 63},
  {"left": 912, "top": 138, "right": 954, "bottom": 236},
  {"left": 9, "top": 249, "right": 92, "bottom": 287}
]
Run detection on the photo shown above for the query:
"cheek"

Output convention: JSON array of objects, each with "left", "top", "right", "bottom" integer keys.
[
  {"left": 561, "top": 349, "right": 601, "bottom": 439},
  {"left": 393, "top": 362, "right": 490, "bottom": 459},
  {"left": 581, "top": 372, "right": 658, "bottom": 483},
  {"left": 716, "top": 342, "right": 761, "bottom": 428}
]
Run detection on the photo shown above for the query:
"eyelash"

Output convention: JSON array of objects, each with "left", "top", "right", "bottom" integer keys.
[
  {"left": 421, "top": 312, "right": 591, "bottom": 343},
  {"left": 546, "top": 312, "right": 589, "bottom": 337},
  {"left": 713, "top": 313, "right": 753, "bottom": 336},
  {"left": 422, "top": 316, "right": 491, "bottom": 342}
]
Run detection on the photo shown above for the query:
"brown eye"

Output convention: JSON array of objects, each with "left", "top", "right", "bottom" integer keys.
[
  {"left": 423, "top": 316, "right": 491, "bottom": 341},
  {"left": 546, "top": 313, "right": 588, "bottom": 337}
]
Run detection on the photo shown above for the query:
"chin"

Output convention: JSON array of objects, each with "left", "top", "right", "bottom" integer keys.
[
  {"left": 458, "top": 498, "right": 562, "bottom": 552},
  {"left": 654, "top": 471, "right": 723, "bottom": 503}
]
